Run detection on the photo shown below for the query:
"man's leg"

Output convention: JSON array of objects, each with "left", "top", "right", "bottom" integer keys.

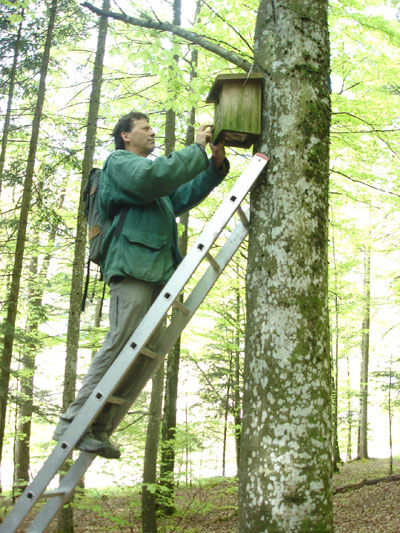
[{"left": 53, "top": 278, "right": 162, "bottom": 448}]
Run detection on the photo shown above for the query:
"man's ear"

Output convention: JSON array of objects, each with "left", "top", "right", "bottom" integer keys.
[{"left": 120, "top": 131, "right": 129, "bottom": 143}]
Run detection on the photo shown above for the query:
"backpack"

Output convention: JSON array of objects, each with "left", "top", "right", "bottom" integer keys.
[
  {"left": 81, "top": 168, "right": 128, "bottom": 311},
  {"left": 83, "top": 168, "right": 109, "bottom": 265}
]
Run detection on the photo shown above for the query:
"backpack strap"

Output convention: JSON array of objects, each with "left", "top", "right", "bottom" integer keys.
[
  {"left": 113, "top": 206, "right": 128, "bottom": 239},
  {"left": 81, "top": 206, "right": 129, "bottom": 313}
]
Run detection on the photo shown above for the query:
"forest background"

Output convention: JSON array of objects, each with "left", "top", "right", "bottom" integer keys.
[{"left": 0, "top": 0, "right": 399, "bottom": 529}]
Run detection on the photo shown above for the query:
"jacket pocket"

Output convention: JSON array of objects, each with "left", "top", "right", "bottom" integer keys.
[
  {"left": 122, "top": 227, "right": 166, "bottom": 249},
  {"left": 120, "top": 227, "right": 170, "bottom": 282}
]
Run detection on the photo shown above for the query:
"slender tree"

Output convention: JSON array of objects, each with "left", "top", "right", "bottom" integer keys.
[
  {"left": 358, "top": 243, "right": 371, "bottom": 460},
  {"left": 12, "top": 178, "right": 67, "bottom": 498},
  {"left": 330, "top": 229, "right": 342, "bottom": 471},
  {"left": 0, "top": 0, "right": 58, "bottom": 492},
  {"left": 142, "top": 365, "right": 165, "bottom": 533},
  {"left": 159, "top": 0, "right": 202, "bottom": 515},
  {"left": 57, "top": 1, "right": 110, "bottom": 530},
  {"left": 0, "top": 11, "right": 23, "bottom": 200}
]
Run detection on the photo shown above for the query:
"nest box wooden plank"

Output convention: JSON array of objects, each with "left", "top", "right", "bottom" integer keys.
[{"left": 206, "top": 73, "right": 263, "bottom": 148}]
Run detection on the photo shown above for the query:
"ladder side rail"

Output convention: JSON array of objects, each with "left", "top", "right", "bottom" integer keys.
[
  {"left": 26, "top": 453, "right": 95, "bottom": 533},
  {"left": 0, "top": 450, "right": 95, "bottom": 533}
]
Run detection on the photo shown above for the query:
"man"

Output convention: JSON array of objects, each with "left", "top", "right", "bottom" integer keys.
[{"left": 53, "top": 111, "right": 228, "bottom": 458}]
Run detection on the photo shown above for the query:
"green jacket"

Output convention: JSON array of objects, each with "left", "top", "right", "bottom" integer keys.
[{"left": 99, "top": 143, "right": 228, "bottom": 285}]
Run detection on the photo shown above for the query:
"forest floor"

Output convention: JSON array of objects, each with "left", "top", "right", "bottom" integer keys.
[{"left": 2, "top": 457, "right": 400, "bottom": 532}]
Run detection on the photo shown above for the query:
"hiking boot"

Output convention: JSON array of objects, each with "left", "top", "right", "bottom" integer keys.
[{"left": 76, "top": 430, "right": 121, "bottom": 459}]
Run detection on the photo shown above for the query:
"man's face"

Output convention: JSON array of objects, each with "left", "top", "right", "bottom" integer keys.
[{"left": 121, "top": 118, "right": 155, "bottom": 157}]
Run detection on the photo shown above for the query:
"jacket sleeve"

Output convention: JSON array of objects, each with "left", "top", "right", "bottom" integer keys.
[
  {"left": 169, "top": 157, "right": 230, "bottom": 216},
  {"left": 100, "top": 143, "right": 208, "bottom": 216}
]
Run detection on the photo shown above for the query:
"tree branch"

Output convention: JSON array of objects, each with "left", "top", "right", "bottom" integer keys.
[
  {"left": 81, "top": 1, "right": 254, "bottom": 72},
  {"left": 334, "top": 474, "right": 400, "bottom": 494},
  {"left": 200, "top": 0, "right": 254, "bottom": 53},
  {"left": 331, "top": 168, "right": 400, "bottom": 198}
]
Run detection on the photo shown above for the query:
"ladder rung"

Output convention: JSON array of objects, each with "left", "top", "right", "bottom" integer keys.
[
  {"left": 140, "top": 346, "right": 160, "bottom": 359},
  {"left": 237, "top": 205, "right": 249, "bottom": 227},
  {"left": 41, "top": 489, "right": 67, "bottom": 499},
  {"left": 108, "top": 395, "right": 127, "bottom": 405},
  {"left": 205, "top": 252, "right": 220, "bottom": 271},
  {"left": 172, "top": 298, "right": 190, "bottom": 315}
]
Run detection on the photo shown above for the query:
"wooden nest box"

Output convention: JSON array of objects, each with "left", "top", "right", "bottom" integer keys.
[{"left": 206, "top": 73, "right": 263, "bottom": 148}]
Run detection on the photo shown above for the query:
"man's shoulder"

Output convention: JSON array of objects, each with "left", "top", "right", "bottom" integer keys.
[
  {"left": 103, "top": 149, "right": 142, "bottom": 172},
  {"left": 106, "top": 149, "right": 137, "bottom": 162}
]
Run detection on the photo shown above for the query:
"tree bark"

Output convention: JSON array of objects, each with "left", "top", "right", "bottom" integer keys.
[
  {"left": 142, "top": 365, "right": 165, "bottom": 533},
  {"left": 239, "top": 1, "right": 332, "bottom": 531},
  {"left": 357, "top": 244, "right": 371, "bottom": 460},
  {"left": 0, "top": 12, "right": 23, "bottom": 201},
  {"left": 0, "top": 0, "right": 58, "bottom": 493}
]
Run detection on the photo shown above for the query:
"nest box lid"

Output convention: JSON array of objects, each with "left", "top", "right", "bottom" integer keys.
[{"left": 206, "top": 72, "right": 264, "bottom": 103}]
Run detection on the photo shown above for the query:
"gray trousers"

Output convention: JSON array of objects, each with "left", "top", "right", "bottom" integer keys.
[{"left": 53, "top": 277, "right": 162, "bottom": 439}]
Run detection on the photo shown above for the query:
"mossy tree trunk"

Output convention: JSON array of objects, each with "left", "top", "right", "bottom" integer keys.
[{"left": 239, "top": 1, "right": 332, "bottom": 531}]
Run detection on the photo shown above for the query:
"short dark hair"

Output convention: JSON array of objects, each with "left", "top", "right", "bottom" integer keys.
[{"left": 112, "top": 111, "right": 149, "bottom": 150}]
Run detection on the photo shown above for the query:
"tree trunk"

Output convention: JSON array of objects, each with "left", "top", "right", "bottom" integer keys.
[
  {"left": 346, "top": 350, "right": 352, "bottom": 462},
  {"left": 357, "top": 244, "right": 371, "bottom": 460},
  {"left": 142, "top": 365, "right": 165, "bottom": 533},
  {"left": 331, "top": 230, "right": 342, "bottom": 471},
  {"left": 0, "top": 12, "right": 23, "bottom": 201},
  {"left": 388, "top": 362, "right": 393, "bottom": 475},
  {"left": 239, "top": 1, "right": 332, "bottom": 531},
  {"left": 233, "top": 260, "right": 243, "bottom": 474},
  {"left": 0, "top": 0, "right": 58, "bottom": 493},
  {"left": 222, "top": 351, "right": 232, "bottom": 477},
  {"left": 57, "top": 2, "right": 110, "bottom": 529},
  {"left": 13, "top": 180, "right": 67, "bottom": 499},
  {"left": 159, "top": 1, "right": 199, "bottom": 515}
]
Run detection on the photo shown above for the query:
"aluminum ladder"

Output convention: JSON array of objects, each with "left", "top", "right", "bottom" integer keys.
[{"left": 0, "top": 153, "right": 268, "bottom": 533}]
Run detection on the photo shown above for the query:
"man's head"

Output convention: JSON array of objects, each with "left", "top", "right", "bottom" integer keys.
[{"left": 112, "top": 111, "right": 155, "bottom": 156}]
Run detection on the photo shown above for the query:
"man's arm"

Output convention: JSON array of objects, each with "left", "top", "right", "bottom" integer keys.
[
  {"left": 101, "top": 143, "right": 208, "bottom": 216},
  {"left": 169, "top": 140, "right": 229, "bottom": 216}
]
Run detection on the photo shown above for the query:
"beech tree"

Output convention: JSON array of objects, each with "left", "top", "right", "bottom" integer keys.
[{"left": 239, "top": 1, "right": 332, "bottom": 530}]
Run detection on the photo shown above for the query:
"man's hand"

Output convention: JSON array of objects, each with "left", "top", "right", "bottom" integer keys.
[
  {"left": 210, "top": 140, "right": 226, "bottom": 169},
  {"left": 195, "top": 124, "right": 213, "bottom": 148}
]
